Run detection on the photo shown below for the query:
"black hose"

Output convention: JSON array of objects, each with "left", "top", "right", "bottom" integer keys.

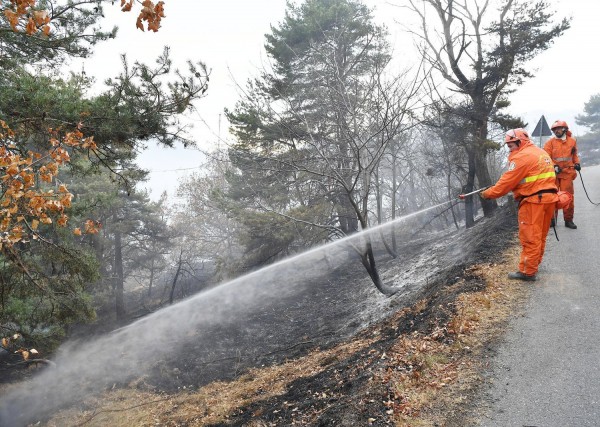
[{"left": 578, "top": 169, "right": 600, "bottom": 206}]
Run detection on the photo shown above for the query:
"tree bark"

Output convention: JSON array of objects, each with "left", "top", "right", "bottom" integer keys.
[
  {"left": 473, "top": 119, "right": 498, "bottom": 217},
  {"left": 114, "top": 230, "right": 126, "bottom": 321},
  {"left": 169, "top": 251, "right": 184, "bottom": 305},
  {"left": 464, "top": 149, "right": 477, "bottom": 228},
  {"left": 148, "top": 258, "right": 155, "bottom": 297},
  {"left": 358, "top": 240, "right": 396, "bottom": 296}
]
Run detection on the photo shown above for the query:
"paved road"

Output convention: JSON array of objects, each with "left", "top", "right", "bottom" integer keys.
[{"left": 477, "top": 164, "right": 600, "bottom": 427}]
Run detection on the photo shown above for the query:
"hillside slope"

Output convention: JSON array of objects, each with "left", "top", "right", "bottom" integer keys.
[{"left": 4, "top": 206, "right": 527, "bottom": 426}]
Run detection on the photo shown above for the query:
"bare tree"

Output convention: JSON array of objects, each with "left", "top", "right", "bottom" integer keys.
[
  {"left": 174, "top": 150, "right": 244, "bottom": 281},
  {"left": 406, "top": 0, "right": 569, "bottom": 225}
]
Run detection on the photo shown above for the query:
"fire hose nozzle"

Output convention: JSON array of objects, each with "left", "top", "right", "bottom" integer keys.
[{"left": 458, "top": 188, "right": 486, "bottom": 200}]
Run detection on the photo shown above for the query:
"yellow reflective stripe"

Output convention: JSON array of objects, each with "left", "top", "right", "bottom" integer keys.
[{"left": 521, "top": 171, "right": 556, "bottom": 184}]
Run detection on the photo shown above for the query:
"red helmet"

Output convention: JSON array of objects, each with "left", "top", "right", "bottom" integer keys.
[
  {"left": 504, "top": 128, "right": 529, "bottom": 144},
  {"left": 551, "top": 120, "right": 568, "bottom": 130}
]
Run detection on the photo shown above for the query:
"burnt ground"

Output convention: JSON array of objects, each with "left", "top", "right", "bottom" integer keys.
[
  {"left": 190, "top": 208, "right": 518, "bottom": 427},
  {"left": 1, "top": 204, "right": 521, "bottom": 426},
  {"left": 139, "top": 205, "right": 517, "bottom": 395}
]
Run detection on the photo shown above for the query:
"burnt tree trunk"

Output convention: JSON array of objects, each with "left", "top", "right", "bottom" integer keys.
[
  {"left": 464, "top": 149, "right": 477, "bottom": 228},
  {"left": 473, "top": 131, "right": 498, "bottom": 217},
  {"left": 359, "top": 241, "right": 396, "bottom": 296}
]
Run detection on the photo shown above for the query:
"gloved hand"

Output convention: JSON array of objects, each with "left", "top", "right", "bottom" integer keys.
[
  {"left": 574, "top": 163, "right": 581, "bottom": 171},
  {"left": 479, "top": 186, "right": 491, "bottom": 200},
  {"left": 554, "top": 165, "right": 562, "bottom": 174}
]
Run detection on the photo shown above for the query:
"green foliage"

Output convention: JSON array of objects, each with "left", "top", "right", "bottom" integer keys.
[
  {"left": 482, "top": 139, "right": 501, "bottom": 151},
  {"left": 66, "top": 163, "right": 171, "bottom": 291},
  {"left": 483, "top": 1, "right": 569, "bottom": 87},
  {"left": 0, "top": 0, "right": 116, "bottom": 69},
  {"left": 1, "top": 48, "right": 208, "bottom": 193},
  {"left": 576, "top": 94, "right": 600, "bottom": 133},
  {"left": 235, "top": 201, "right": 333, "bottom": 268},
  {"left": 92, "top": 48, "right": 209, "bottom": 151},
  {"left": 416, "top": 0, "right": 570, "bottom": 129},
  {"left": 0, "top": 68, "right": 87, "bottom": 120},
  {"left": 225, "top": 0, "right": 405, "bottom": 270},
  {"left": 0, "top": 242, "right": 98, "bottom": 350},
  {"left": 574, "top": 133, "right": 600, "bottom": 166},
  {"left": 575, "top": 93, "right": 600, "bottom": 165},
  {"left": 492, "top": 97, "right": 526, "bottom": 131},
  {"left": 265, "top": 0, "right": 387, "bottom": 94},
  {"left": 0, "top": 2, "right": 207, "bottom": 343}
]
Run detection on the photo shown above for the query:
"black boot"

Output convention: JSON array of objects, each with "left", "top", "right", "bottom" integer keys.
[
  {"left": 565, "top": 221, "right": 577, "bottom": 229},
  {"left": 507, "top": 271, "right": 537, "bottom": 281}
]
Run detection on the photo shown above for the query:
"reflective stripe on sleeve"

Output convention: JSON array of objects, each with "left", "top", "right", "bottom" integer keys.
[{"left": 553, "top": 157, "right": 572, "bottom": 162}]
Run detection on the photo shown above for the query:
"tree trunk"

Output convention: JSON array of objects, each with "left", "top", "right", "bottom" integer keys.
[
  {"left": 148, "top": 258, "right": 155, "bottom": 297},
  {"left": 337, "top": 195, "right": 359, "bottom": 234},
  {"left": 114, "top": 231, "right": 126, "bottom": 321},
  {"left": 375, "top": 167, "right": 383, "bottom": 225},
  {"left": 472, "top": 115, "right": 498, "bottom": 217},
  {"left": 374, "top": 166, "right": 398, "bottom": 258},
  {"left": 358, "top": 240, "right": 396, "bottom": 296},
  {"left": 474, "top": 144, "right": 498, "bottom": 217},
  {"left": 391, "top": 153, "right": 398, "bottom": 252},
  {"left": 464, "top": 149, "right": 476, "bottom": 228},
  {"left": 345, "top": 194, "right": 396, "bottom": 295},
  {"left": 446, "top": 165, "right": 460, "bottom": 230},
  {"left": 169, "top": 251, "right": 184, "bottom": 305}
]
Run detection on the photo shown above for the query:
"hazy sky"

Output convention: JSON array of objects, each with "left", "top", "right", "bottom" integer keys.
[{"left": 76, "top": 0, "right": 600, "bottom": 200}]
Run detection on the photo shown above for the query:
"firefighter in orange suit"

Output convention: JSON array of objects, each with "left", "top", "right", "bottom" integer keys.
[
  {"left": 480, "top": 128, "right": 558, "bottom": 281},
  {"left": 544, "top": 120, "right": 580, "bottom": 229}
]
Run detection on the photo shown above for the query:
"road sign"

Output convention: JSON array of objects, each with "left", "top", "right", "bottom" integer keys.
[{"left": 531, "top": 115, "right": 552, "bottom": 137}]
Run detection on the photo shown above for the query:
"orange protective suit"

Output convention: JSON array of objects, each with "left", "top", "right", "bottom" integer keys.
[
  {"left": 544, "top": 131, "right": 579, "bottom": 222},
  {"left": 482, "top": 138, "right": 558, "bottom": 276}
]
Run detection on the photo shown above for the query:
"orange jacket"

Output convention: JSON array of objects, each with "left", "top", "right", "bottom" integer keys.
[
  {"left": 543, "top": 131, "right": 580, "bottom": 180},
  {"left": 482, "top": 139, "right": 558, "bottom": 201}
]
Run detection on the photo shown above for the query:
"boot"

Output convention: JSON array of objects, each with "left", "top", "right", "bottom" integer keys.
[
  {"left": 507, "top": 271, "right": 537, "bottom": 282},
  {"left": 550, "top": 218, "right": 555, "bottom": 227},
  {"left": 565, "top": 220, "right": 577, "bottom": 229}
]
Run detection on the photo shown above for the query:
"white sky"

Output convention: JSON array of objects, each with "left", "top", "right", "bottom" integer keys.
[{"left": 73, "top": 0, "right": 600, "bottom": 200}]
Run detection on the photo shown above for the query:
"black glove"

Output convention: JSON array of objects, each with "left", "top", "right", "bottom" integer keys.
[
  {"left": 554, "top": 165, "right": 562, "bottom": 174},
  {"left": 574, "top": 163, "right": 581, "bottom": 171},
  {"left": 478, "top": 186, "right": 491, "bottom": 200}
]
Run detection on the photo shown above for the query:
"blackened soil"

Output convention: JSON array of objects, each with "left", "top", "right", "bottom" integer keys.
[
  {"left": 200, "top": 207, "right": 518, "bottom": 427},
  {"left": 141, "top": 205, "right": 516, "bottom": 397},
  {"left": 0, "top": 205, "right": 518, "bottom": 427}
]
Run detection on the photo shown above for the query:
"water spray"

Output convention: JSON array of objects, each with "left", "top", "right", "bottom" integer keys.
[
  {"left": 0, "top": 185, "right": 493, "bottom": 425},
  {"left": 0, "top": 201, "right": 467, "bottom": 426}
]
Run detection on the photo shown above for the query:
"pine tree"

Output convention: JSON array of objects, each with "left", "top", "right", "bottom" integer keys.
[{"left": 225, "top": 0, "right": 417, "bottom": 294}]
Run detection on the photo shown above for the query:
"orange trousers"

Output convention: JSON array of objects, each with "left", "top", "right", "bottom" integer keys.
[
  {"left": 518, "top": 200, "right": 556, "bottom": 275},
  {"left": 555, "top": 177, "right": 575, "bottom": 221}
]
